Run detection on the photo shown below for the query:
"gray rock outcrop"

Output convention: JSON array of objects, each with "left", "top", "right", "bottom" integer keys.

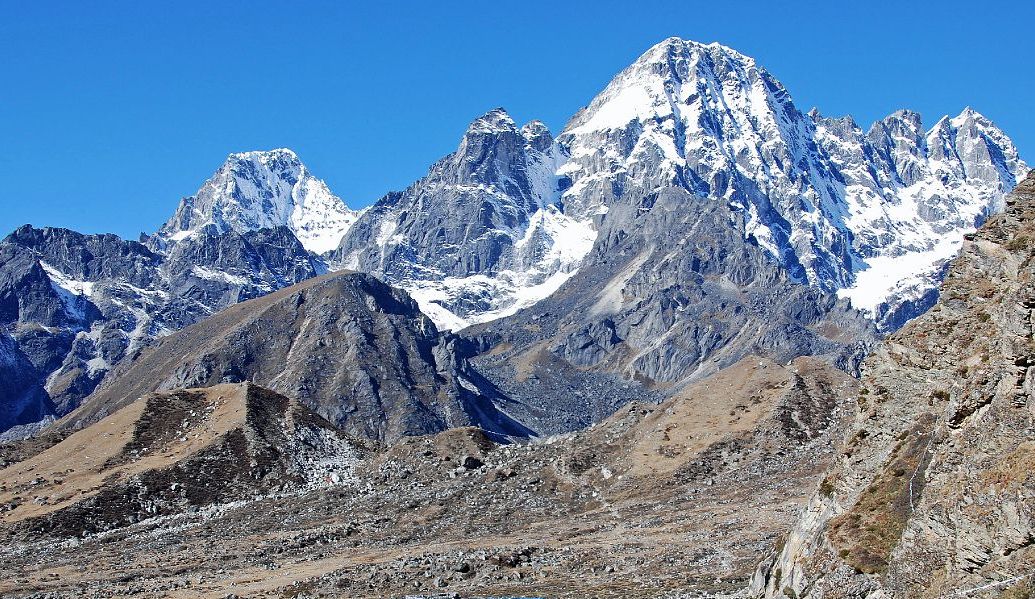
[{"left": 751, "top": 171, "right": 1035, "bottom": 598}]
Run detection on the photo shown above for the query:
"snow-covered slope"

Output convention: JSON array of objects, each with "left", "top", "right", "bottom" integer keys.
[
  {"left": 816, "top": 107, "right": 1026, "bottom": 327},
  {"left": 157, "top": 149, "right": 360, "bottom": 254}
]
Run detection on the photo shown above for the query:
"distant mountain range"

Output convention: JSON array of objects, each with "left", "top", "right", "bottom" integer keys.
[{"left": 0, "top": 37, "right": 1026, "bottom": 438}]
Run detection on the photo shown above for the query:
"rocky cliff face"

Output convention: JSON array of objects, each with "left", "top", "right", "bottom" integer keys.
[
  {"left": 465, "top": 185, "right": 874, "bottom": 435},
  {"left": 0, "top": 331, "right": 52, "bottom": 437},
  {"left": 65, "top": 271, "right": 529, "bottom": 443},
  {"left": 751, "top": 171, "right": 1035, "bottom": 598}
]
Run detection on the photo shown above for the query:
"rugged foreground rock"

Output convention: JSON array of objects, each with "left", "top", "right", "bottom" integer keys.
[
  {"left": 0, "top": 356, "right": 853, "bottom": 598},
  {"left": 752, "top": 172, "right": 1035, "bottom": 598}
]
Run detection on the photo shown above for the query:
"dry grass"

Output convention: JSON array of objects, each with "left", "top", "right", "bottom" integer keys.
[{"left": 827, "top": 415, "right": 935, "bottom": 574}]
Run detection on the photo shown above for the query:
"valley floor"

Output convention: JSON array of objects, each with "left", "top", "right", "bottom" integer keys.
[{"left": 0, "top": 358, "right": 852, "bottom": 598}]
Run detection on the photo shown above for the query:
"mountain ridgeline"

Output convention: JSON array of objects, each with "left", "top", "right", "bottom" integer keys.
[
  {"left": 0, "top": 36, "right": 1032, "bottom": 599},
  {"left": 0, "top": 37, "right": 1026, "bottom": 441}
]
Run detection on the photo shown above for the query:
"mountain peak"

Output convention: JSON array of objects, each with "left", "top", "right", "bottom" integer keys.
[
  {"left": 229, "top": 147, "right": 300, "bottom": 162},
  {"left": 465, "top": 108, "right": 517, "bottom": 136},
  {"left": 888, "top": 108, "right": 922, "bottom": 124},
  {"left": 867, "top": 109, "right": 925, "bottom": 141},
  {"left": 520, "top": 120, "right": 553, "bottom": 151},
  {"left": 956, "top": 105, "right": 978, "bottom": 118},
  {"left": 950, "top": 105, "right": 993, "bottom": 128},
  {"left": 156, "top": 148, "right": 358, "bottom": 254},
  {"left": 642, "top": 37, "right": 753, "bottom": 65},
  {"left": 563, "top": 36, "right": 773, "bottom": 141}
]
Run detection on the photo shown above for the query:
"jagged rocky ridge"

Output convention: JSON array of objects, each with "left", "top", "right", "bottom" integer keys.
[
  {"left": 751, "top": 171, "right": 1035, "bottom": 598},
  {"left": 334, "top": 38, "right": 1026, "bottom": 334},
  {"left": 464, "top": 185, "right": 875, "bottom": 434}
]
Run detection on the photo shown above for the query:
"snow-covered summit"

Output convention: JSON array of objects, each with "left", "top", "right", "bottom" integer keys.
[
  {"left": 554, "top": 36, "right": 1027, "bottom": 329},
  {"left": 157, "top": 149, "right": 360, "bottom": 254},
  {"left": 519, "top": 119, "right": 552, "bottom": 147},
  {"left": 465, "top": 108, "right": 518, "bottom": 135}
]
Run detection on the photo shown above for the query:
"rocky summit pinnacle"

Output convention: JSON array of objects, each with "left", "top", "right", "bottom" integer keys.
[
  {"left": 156, "top": 148, "right": 360, "bottom": 255},
  {"left": 331, "top": 106, "right": 586, "bottom": 331}
]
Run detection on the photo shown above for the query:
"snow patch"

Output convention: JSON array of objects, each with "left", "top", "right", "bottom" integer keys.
[
  {"left": 838, "top": 237, "right": 961, "bottom": 316},
  {"left": 190, "top": 265, "right": 250, "bottom": 286}
]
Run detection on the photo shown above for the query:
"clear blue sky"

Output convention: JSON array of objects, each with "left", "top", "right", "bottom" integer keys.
[{"left": 2, "top": 0, "right": 1032, "bottom": 239}]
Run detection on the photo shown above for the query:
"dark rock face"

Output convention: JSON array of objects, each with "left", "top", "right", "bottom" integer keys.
[
  {"left": 160, "top": 224, "right": 322, "bottom": 309},
  {"left": 5, "top": 225, "right": 160, "bottom": 288},
  {"left": 0, "top": 331, "right": 53, "bottom": 436},
  {"left": 0, "top": 223, "right": 325, "bottom": 432},
  {"left": 465, "top": 186, "right": 874, "bottom": 435},
  {"left": 0, "top": 240, "right": 100, "bottom": 329},
  {"left": 68, "top": 272, "right": 530, "bottom": 443}
]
